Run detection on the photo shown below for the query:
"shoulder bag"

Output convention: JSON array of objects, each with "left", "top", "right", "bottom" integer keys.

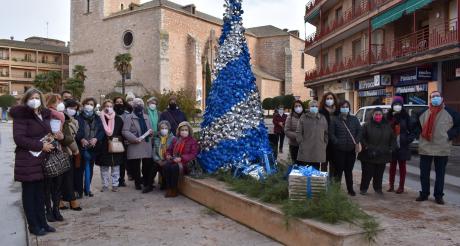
[{"left": 342, "top": 120, "right": 362, "bottom": 154}]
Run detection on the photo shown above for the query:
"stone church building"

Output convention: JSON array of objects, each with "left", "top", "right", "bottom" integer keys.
[{"left": 70, "top": 0, "right": 313, "bottom": 108}]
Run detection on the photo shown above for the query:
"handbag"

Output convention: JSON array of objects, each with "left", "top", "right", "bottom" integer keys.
[
  {"left": 44, "top": 149, "right": 71, "bottom": 178},
  {"left": 342, "top": 120, "right": 362, "bottom": 154},
  {"left": 108, "top": 137, "right": 125, "bottom": 153}
]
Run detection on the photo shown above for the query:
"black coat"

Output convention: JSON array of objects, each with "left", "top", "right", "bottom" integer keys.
[
  {"left": 387, "top": 111, "right": 416, "bottom": 161},
  {"left": 96, "top": 116, "right": 124, "bottom": 166},
  {"left": 358, "top": 120, "right": 397, "bottom": 164},
  {"left": 329, "top": 114, "right": 362, "bottom": 152}
]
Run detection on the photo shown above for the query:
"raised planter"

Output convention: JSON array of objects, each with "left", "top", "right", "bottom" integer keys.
[{"left": 179, "top": 177, "right": 381, "bottom": 246}]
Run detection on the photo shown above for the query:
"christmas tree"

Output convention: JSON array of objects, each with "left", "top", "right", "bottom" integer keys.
[{"left": 199, "top": 0, "right": 273, "bottom": 173}]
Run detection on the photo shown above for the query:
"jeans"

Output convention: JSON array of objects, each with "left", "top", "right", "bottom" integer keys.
[
  {"left": 82, "top": 150, "right": 95, "bottom": 194},
  {"left": 22, "top": 181, "right": 47, "bottom": 232},
  {"left": 332, "top": 149, "right": 356, "bottom": 192},
  {"left": 419, "top": 155, "right": 448, "bottom": 198}
]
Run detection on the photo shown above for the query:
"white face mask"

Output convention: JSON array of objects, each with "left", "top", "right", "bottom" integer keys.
[
  {"left": 84, "top": 104, "right": 94, "bottom": 113},
  {"left": 105, "top": 107, "right": 114, "bottom": 114},
  {"left": 180, "top": 130, "right": 189, "bottom": 138},
  {"left": 27, "top": 99, "right": 41, "bottom": 109},
  {"left": 393, "top": 105, "right": 402, "bottom": 112},
  {"left": 66, "top": 108, "right": 77, "bottom": 117},
  {"left": 325, "top": 99, "right": 334, "bottom": 107},
  {"left": 294, "top": 106, "right": 303, "bottom": 114},
  {"left": 160, "top": 129, "right": 169, "bottom": 136},
  {"left": 278, "top": 109, "right": 284, "bottom": 115},
  {"left": 56, "top": 102, "right": 65, "bottom": 112},
  {"left": 50, "top": 119, "right": 61, "bottom": 133},
  {"left": 149, "top": 104, "right": 157, "bottom": 110}
]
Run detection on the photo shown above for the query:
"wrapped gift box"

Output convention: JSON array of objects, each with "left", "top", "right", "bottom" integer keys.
[{"left": 288, "top": 166, "right": 328, "bottom": 200}]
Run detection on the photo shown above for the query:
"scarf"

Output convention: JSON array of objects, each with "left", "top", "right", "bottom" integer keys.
[
  {"left": 134, "top": 110, "right": 149, "bottom": 142},
  {"left": 100, "top": 111, "right": 116, "bottom": 137},
  {"left": 422, "top": 105, "right": 443, "bottom": 142},
  {"left": 173, "top": 138, "right": 186, "bottom": 157},
  {"left": 147, "top": 107, "right": 159, "bottom": 133},
  {"left": 159, "top": 135, "right": 169, "bottom": 159}
]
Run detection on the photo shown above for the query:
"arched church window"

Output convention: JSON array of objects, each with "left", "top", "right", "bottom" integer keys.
[{"left": 123, "top": 31, "right": 134, "bottom": 48}]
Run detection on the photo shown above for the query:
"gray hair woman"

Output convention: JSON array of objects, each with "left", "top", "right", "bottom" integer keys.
[
  {"left": 122, "top": 98, "right": 155, "bottom": 193},
  {"left": 154, "top": 120, "right": 176, "bottom": 189},
  {"left": 296, "top": 100, "right": 329, "bottom": 171}
]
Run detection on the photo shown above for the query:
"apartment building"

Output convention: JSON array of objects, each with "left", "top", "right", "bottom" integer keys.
[
  {"left": 304, "top": 0, "right": 460, "bottom": 112},
  {"left": 0, "top": 37, "right": 69, "bottom": 97}
]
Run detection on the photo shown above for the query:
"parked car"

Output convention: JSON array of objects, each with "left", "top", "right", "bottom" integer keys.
[{"left": 354, "top": 104, "right": 428, "bottom": 151}]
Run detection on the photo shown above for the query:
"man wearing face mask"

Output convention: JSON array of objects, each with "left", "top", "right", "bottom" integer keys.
[
  {"left": 273, "top": 105, "right": 288, "bottom": 154},
  {"left": 76, "top": 98, "right": 105, "bottom": 197},
  {"left": 415, "top": 91, "right": 460, "bottom": 205},
  {"left": 296, "top": 100, "right": 329, "bottom": 171},
  {"left": 160, "top": 96, "right": 187, "bottom": 136}
]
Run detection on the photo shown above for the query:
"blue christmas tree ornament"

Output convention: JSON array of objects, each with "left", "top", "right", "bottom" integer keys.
[{"left": 199, "top": 0, "right": 274, "bottom": 175}]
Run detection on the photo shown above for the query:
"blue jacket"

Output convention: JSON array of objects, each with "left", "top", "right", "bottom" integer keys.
[{"left": 75, "top": 113, "right": 105, "bottom": 152}]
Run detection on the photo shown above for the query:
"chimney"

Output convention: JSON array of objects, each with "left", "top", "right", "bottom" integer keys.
[
  {"left": 10, "top": 36, "right": 14, "bottom": 40},
  {"left": 183, "top": 4, "right": 196, "bottom": 15},
  {"left": 282, "top": 28, "right": 289, "bottom": 32},
  {"left": 288, "top": 30, "right": 300, "bottom": 37}
]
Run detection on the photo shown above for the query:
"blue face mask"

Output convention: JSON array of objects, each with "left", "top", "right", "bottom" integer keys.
[
  {"left": 431, "top": 96, "right": 443, "bottom": 107},
  {"left": 340, "top": 107, "right": 350, "bottom": 114},
  {"left": 309, "top": 107, "right": 319, "bottom": 114}
]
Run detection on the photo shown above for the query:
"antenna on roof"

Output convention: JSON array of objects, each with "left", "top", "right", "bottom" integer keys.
[{"left": 46, "top": 22, "right": 49, "bottom": 38}]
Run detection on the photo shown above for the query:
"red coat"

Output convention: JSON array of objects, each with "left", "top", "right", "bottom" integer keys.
[
  {"left": 166, "top": 136, "right": 199, "bottom": 174},
  {"left": 273, "top": 113, "right": 287, "bottom": 134},
  {"left": 10, "top": 105, "right": 52, "bottom": 182}
]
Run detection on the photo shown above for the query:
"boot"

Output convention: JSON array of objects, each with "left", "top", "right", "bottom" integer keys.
[
  {"left": 53, "top": 207, "right": 64, "bottom": 221},
  {"left": 387, "top": 185, "right": 394, "bottom": 192},
  {"left": 165, "top": 189, "right": 173, "bottom": 198},
  {"left": 59, "top": 200, "right": 68, "bottom": 210},
  {"left": 46, "top": 208, "right": 56, "bottom": 222},
  {"left": 70, "top": 200, "right": 82, "bottom": 211},
  {"left": 170, "top": 188, "right": 178, "bottom": 197}
]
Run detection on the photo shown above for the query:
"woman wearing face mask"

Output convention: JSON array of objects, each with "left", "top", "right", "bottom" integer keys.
[
  {"left": 358, "top": 108, "right": 396, "bottom": 195},
  {"left": 146, "top": 97, "right": 160, "bottom": 183},
  {"left": 284, "top": 100, "right": 305, "bottom": 163},
  {"left": 43, "top": 94, "right": 66, "bottom": 222},
  {"left": 329, "top": 100, "right": 362, "bottom": 196},
  {"left": 122, "top": 98, "right": 155, "bottom": 193},
  {"left": 319, "top": 92, "right": 340, "bottom": 172},
  {"left": 386, "top": 96, "right": 416, "bottom": 194},
  {"left": 96, "top": 100, "right": 124, "bottom": 192},
  {"left": 59, "top": 99, "right": 82, "bottom": 211},
  {"left": 163, "top": 121, "right": 199, "bottom": 197},
  {"left": 273, "top": 105, "right": 288, "bottom": 154},
  {"left": 113, "top": 96, "right": 130, "bottom": 186},
  {"left": 76, "top": 98, "right": 105, "bottom": 197},
  {"left": 160, "top": 96, "right": 187, "bottom": 136},
  {"left": 154, "top": 121, "right": 176, "bottom": 190},
  {"left": 10, "top": 88, "right": 56, "bottom": 236},
  {"left": 296, "top": 100, "right": 328, "bottom": 171}
]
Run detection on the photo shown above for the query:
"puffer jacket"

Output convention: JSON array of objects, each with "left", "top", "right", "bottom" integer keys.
[
  {"left": 284, "top": 113, "right": 302, "bottom": 146},
  {"left": 417, "top": 106, "right": 460, "bottom": 156},
  {"left": 329, "top": 114, "right": 362, "bottom": 152},
  {"left": 358, "top": 119, "right": 396, "bottom": 164}
]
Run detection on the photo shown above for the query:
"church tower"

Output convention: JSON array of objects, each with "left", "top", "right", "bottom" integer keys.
[{"left": 103, "top": 0, "right": 141, "bottom": 17}]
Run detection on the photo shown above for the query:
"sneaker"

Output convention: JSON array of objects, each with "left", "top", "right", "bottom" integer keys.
[
  {"left": 435, "top": 197, "right": 445, "bottom": 205},
  {"left": 100, "top": 187, "right": 109, "bottom": 192},
  {"left": 112, "top": 187, "right": 118, "bottom": 192},
  {"left": 416, "top": 196, "right": 428, "bottom": 202}
]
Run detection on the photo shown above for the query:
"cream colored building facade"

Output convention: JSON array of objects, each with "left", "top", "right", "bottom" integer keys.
[
  {"left": 0, "top": 37, "right": 69, "bottom": 97},
  {"left": 70, "top": 0, "right": 314, "bottom": 108}
]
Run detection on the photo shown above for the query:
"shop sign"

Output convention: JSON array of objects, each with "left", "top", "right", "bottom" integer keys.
[
  {"left": 396, "top": 68, "right": 432, "bottom": 86},
  {"left": 416, "top": 68, "right": 432, "bottom": 80},
  {"left": 380, "top": 74, "right": 391, "bottom": 86},
  {"left": 358, "top": 89, "right": 386, "bottom": 97},
  {"left": 358, "top": 77, "right": 380, "bottom": 90},
  {"left": 395, "top": 84, "right": 428, "bottom": 94}
]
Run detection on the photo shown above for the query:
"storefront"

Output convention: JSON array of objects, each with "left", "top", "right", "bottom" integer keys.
[
  {"left": 392, "top": 66, "right": 432, "bottom": 105},
  {"left": 356, "top": 75, "right": 391, "bottom": 107}
]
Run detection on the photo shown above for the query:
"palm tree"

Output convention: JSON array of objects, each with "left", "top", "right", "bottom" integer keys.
[
  {"left": 113, "top": 53, "right": 132, "bottom": 96},
  {"left": 72, "top": 65, "right": 87, "bottom": 81}
]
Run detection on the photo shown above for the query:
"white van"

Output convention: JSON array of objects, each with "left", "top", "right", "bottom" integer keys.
[{"left": 354, "top": 104, "right": 428, "bottom": 151}]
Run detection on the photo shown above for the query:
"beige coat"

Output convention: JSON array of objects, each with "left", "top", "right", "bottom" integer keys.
[
  {"left": 296, "top": 112, "right": 329, "bottom": 163},
  {"left": 418, "top": 106, "right": 458, "bottom": 157},
  {"left": 122, "top": 113, "right": 153, "bottom": 160},
  {"left": 284, "top": 114, "right": 301, "bottom": 146}
]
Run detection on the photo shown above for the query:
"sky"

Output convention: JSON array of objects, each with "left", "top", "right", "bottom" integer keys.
[{"left": 0, "top": 0, "right": 315, "bottom": 43}]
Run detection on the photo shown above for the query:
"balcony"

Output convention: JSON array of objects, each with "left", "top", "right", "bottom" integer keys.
[
  {"left": 0, "top": 72, "right": 9, "bottom": 78},
  {"left": 305, "top": 0, "right": 392, "bottom": 50},
  {"left": 305, "top": 0, "right": 323, "bottom": 18},
  {"left": 305, "top": 19, "right": 459, "bottom": 84}
]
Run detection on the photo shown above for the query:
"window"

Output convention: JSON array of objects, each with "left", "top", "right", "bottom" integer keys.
[
  {"left": 86, "top": 0, "right": 90, "bottom": 13},
  {"left": 42, "top": 56, "right": 48, "bottom": 63},
  {"left": 123, "top": 31, "right": 134, "bottom": 48},
  {"left": 352, "top": 39, "right": 362, "bottom": 60},
  {"left": 54, "top": 56, "right": 59, "bottom": 64},
  {"left": 321, "top": 53, "right": 329, "bottom": 70},
  {"left": 24, "top": 71, "right": 32, "bottom": 78},
  {"left": 301, "top": 53, "right": 305, "bottom": 69},
  {"left": 372, "top": 29, "right": 385, "bottom": 57},
  {"left": 126, "top": 72, "right": 131, "bottom": 80},
  {"left": 449, "top": 0, "right": 457, "bottom": 31},
  {"left": 335, "top": 7, "right": 343, "bottom": 23},
  {"left": 335, "top": 47, "right": 343, "bottom": 64},
  {"left": 121, "top": 3, "right": 124, "bottom": 10}
]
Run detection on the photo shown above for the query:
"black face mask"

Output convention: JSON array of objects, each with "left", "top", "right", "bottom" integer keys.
[
  {"left": 114, "top": 104, "right": 125, "bottom": 115},
  {"left": 169, "top": 103, "right": 177, "bottom": 110}
]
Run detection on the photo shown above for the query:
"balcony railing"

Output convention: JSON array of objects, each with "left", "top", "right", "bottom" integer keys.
[
  {"left": 0, "top": 73, "right": 9, "bottom": 77},
  {"left": 305, "top": 0, "right": 322, "bottom": 17},
  {"left": 305, "top": 0, "right": 392, "bottom": 49},
  {"left": 305, "top": 19, "right": 459, "bottom": 83}
]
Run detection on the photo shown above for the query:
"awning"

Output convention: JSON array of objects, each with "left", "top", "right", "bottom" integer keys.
[
  {"left": 371, "top": 0, "right": 433, "bottom": 30},
  {"left": 305, "top": 8, "right": 319, "bottom": 23}
]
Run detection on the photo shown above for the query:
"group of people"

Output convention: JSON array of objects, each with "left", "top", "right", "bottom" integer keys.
[
  {"left": 276, "top": 91, "right": 460, "bottom": 204},
  {"left": 11, "top": 88, "right": 199, "bottom": 236}
]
